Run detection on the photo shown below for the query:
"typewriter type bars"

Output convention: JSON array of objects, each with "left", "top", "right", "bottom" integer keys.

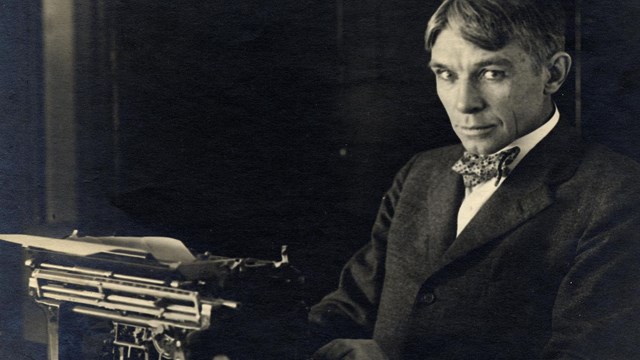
[{"left": 27, "top": 261, "right": 236, "bottom": 359}]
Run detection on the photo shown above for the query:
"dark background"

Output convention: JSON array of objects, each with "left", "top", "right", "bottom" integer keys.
[{"left": 1, "top": 0, "right": 639, "bottom": 357}]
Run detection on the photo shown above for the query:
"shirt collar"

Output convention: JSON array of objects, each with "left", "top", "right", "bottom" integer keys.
[{"left": 495, "top": 105, "right": 560, "bottom": 170}]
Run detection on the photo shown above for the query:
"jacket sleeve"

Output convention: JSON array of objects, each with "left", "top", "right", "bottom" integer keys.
[
  {"left": 542, "top": 178, "right": 640, "bottom": 359},
  {"left": 308, "top": 155, "right": 419, "bottom": 340}
]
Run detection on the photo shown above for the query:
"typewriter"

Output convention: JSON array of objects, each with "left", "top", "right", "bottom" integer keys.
[{"left": 0, "top": 232, "right": 307, "bottom": 360}]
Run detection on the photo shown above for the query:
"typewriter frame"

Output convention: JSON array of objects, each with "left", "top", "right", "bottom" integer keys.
[{"left": 22, "top": 243, "right": 287, "bottom": 360}]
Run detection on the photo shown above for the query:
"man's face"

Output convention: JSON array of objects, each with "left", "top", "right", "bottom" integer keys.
[{"left": 429, "top": 26, "right": 552, "bottom": 155}]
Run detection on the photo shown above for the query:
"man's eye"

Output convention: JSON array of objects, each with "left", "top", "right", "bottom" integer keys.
[
  {"left": 436, "top": 70, "right": 454, "bottom": 81},
  {"left": 481, "top": 70, "right": 506, "bottom": 80}
]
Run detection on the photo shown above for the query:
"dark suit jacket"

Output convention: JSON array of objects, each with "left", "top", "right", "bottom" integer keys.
[{"left": 309, "top": 121, "right": 640, "bottom": 359}]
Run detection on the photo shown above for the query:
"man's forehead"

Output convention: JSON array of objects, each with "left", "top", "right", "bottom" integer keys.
[
  {"left": 429, "top": 27, "right": 527, "bottom": 69},
  {"left": 429, "top": 56, "right": 515, "bottom": 69}
]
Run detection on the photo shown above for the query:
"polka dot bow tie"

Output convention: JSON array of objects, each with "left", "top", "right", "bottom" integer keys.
[{"left": 451, "top": 146, "right": 521, "bottom": 188}]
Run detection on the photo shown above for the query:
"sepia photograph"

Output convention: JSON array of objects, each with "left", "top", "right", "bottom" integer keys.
[{"left": 1, "top": 0, "right": 640, "bottom": 359}]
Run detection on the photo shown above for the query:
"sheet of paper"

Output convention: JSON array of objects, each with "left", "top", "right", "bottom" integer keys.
[
  {"left": 0, "top": 234, "right": 196, "bottom": 263},
  {"left": 77, "top": 235, "right": 196, "bottom": 263}
]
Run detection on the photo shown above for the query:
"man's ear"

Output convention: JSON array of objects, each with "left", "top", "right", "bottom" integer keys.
[{"left": 544, "top": 51, "right": 572, "bottom": 95}]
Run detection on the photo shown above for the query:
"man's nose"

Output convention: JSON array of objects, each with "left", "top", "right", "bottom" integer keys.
[{"left": 455, "top": 80, "right": 485, "bottom": 114}]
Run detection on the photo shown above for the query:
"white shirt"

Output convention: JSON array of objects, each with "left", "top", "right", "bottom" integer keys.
[{"left": 456, "top": 108, "right": 560, "bottom": 236}]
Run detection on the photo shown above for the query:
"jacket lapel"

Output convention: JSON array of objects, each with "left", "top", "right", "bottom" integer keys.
[
  {"left": 398, "top": 146, "right": 464, "bottom": 277},
  {"left": 430, "top": 121, "right": 583, "bottom": 277},
  {"left": 420, "top": 165, "right": 465, "bottom": 270},
  {"left": 441, "top": 178, "right": 554, "bottom": 266}
]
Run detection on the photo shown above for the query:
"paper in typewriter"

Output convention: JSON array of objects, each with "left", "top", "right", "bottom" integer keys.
[{"left": 0, "top": 234, "right": 196, "bottom": 263}]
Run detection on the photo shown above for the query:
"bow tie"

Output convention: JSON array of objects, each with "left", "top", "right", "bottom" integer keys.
[{"left": 451, "top": 146, "right": 521, "bottom": 188}]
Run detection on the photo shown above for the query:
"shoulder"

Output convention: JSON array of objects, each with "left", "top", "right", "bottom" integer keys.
[
  {"left": 568, "top": 143, "right": 640, "bottom": 216},
  {"left": 580, "top": 143, "right": 640, "bottom": 176},
  {"left": 389, "top": 144, "right": 463, "bottom": 185},
  {"left": 414, "top": 143, "right": 464, "bottom": 163},
  {"left": 403, "top": 144, "right": 463, "bottom": 174},
  {"left": 543, "top": 121, "right": 640, "bottom": 182},
  {"left": 384, "top": 144, "right": 463, "bottom": 196},
  {"left": 576, "top": 144, "right": 640, "bottom": 189}
]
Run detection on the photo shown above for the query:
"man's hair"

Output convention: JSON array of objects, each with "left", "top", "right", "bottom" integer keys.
[{"left": 425, "top": 0, "right": 566, "bottom": 70}]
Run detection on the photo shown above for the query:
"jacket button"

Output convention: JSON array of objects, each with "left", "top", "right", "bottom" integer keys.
[{"left": 418, "top": 292, "right": 436, "bottom": 305}]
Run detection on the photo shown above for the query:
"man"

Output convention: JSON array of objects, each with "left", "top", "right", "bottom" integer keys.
[{"left": 308, "top": 0, "right": 640, "bottom": 359}]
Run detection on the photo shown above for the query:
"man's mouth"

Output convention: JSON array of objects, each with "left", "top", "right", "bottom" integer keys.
[{"left": 457, "top": 124, "right": 496, "bottom": 136}]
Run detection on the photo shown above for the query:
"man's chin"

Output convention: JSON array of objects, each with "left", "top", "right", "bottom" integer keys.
[
  {"left": 456, "top": 131, "right": 507, "bottom": 155},
  {"left": 460, "top": 141, "right": 504, "bottom": 155}
]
